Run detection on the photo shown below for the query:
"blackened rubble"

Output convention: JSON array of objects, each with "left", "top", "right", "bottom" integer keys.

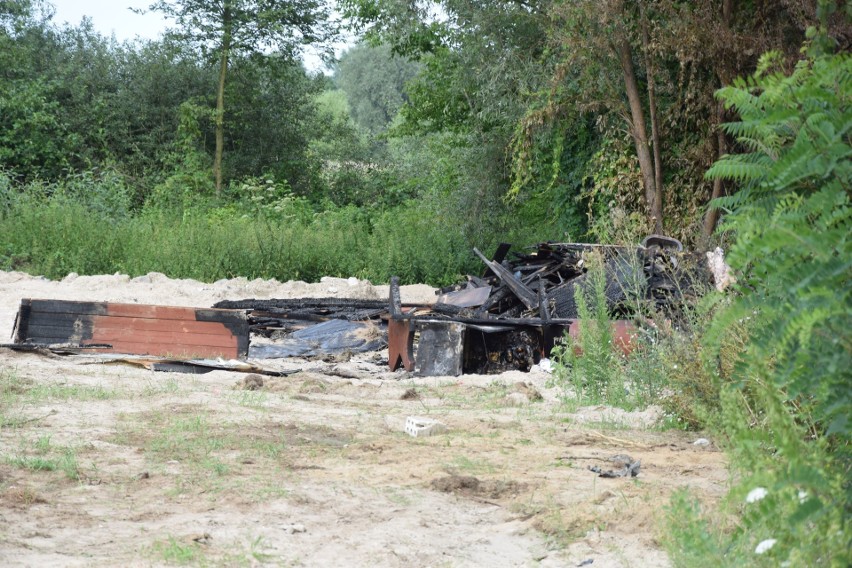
[
  {"left": 212, "top": 297, "right": 390, "bottom": 336},
  {"left": 433, "top": 234, "right": 709, "bottom": 322},
  {"left": 214, "top": 235, "right": 713, "bottom": 374},
  {"left": 211, "top": 298, "right": 393, "bottom": 359},
  {"left": 390, "top": 235, "right": 712, "bottom": 375}
]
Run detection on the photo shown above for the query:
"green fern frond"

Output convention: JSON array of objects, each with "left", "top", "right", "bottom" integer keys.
[
  {"left": 706, "top": 50, "right": 852, "bottom": 447},
  {"left": 705, "top": 153, "right": 771, "bottom": 183}
]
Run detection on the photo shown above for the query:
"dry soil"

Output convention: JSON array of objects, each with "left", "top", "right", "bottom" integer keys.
[{"left": 0, "top": 271, "right": 727, "bottom": 567}]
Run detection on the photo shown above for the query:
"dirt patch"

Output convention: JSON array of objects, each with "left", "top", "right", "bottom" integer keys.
[
  {"left": 430, "top": 474, "right": 526, "bottom": 500},
  {"left": 0, "top": 271, "right": 728, "bottom": 567},
  {"left": 296, "top": 375, "right": 335, "bottom": 393},
  {"left": 2, "top": 484, "right": 47, "bottom": 508}
]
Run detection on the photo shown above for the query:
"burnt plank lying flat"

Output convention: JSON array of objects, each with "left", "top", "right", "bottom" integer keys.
[{"left": 13, "top": 299, "right": 248, "bottom": 359}]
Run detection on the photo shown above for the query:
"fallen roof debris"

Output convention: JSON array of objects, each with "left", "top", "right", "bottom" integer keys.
[{"left": 384, "top": 234, "right": 709, "bottom": 376}]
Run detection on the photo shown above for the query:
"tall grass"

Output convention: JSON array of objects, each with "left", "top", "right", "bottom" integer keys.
[{"left": 0, "top": 170, "right": 547, "bottom": 286}]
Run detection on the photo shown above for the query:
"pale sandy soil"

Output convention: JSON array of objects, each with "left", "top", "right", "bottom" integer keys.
[{"left": 0, "top": 271, "right": 727, "bottom": 567}]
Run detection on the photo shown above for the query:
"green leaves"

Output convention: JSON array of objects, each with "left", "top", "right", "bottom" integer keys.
[{"left": 685, "top": 43, "right": 852, "bottom": 568}]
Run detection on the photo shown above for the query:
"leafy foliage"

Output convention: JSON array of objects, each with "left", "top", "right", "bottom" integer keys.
[
  {"left": 549, "top": 251, "right": 672, "bottom": 410},
  {"left": 666, "top": 44, "right": 851, "bottom": 566},
  {"left": 335, "top": 42, "right": 420, "bottom": 135},
  {"left": 707, "top": 50, "right": 852, "bottom": 438}
]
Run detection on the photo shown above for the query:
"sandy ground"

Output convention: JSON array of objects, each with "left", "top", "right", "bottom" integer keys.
[{"left": 0, "top": 271, "right": 727, "bottom": 567}]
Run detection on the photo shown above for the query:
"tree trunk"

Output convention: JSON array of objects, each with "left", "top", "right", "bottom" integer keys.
[
  {"left": 617, "top": 38, "right": 662, "bottom": 234},
  {"left": 213, "top": 5, "right": 232, "bottom": 196},
  {"left": 640, "top": 4, "right": 664, "bottom": 233},
  {"left": 702, "top": 117, "right": 727, "bottom": 241},
  {"left": 701, "top": 0, "right": 735, "bottom": 244}
]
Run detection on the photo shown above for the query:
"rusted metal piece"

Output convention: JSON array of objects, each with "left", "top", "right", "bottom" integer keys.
[
  {"left": 12, "top": 299, "right": 249, "bottom": 359},
  {"left": 567, "top": 319, "right": 638, "bottom": 357},
  {"left": 388, "top": 318, "right": 414, "bottom": 372},
  {"left": 388, "top": 277, "right": 414, "bottom": 371}
]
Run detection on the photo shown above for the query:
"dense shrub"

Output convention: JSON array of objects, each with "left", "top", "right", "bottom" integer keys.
[{"left": 664, "top": 45, "right": 851, "bottom": 567}]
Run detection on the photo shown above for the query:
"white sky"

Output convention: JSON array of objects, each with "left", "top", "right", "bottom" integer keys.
[
  {"left": 47, "top": 0, "right": 347, "bottom": 72},
  {"left": 49, "top": 0, "right": 169, "bottom": 42}
]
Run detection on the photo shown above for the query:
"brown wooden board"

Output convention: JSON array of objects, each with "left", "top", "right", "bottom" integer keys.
[{"left": 13, "top": 299, "right": 249, "bottom": 359}]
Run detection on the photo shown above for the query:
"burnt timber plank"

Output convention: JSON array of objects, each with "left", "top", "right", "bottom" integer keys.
[
  {"left": 12, "top": 299, "right": 32, "bottom": 344},
  {"left": 473, "top": 248, "right": 538, "bottom": 311},
  {"left": 482, "top": 242, "right": 512, "bottom": 278},
  {"left": 24, "top": 317, "right": 238, "bottom": 336},
  {"left": 14, "top": 299, "right": 248, "bottom": 359},
  {"left": 79, "top": 342, "right": 238, "bottom": 359},
  {"left": 26, "top": 325, "right": 239, "bottom": 348}
]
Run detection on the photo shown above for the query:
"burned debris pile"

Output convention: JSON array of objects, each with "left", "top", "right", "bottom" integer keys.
[
  {"left": 386, "top": 234, "right": 712, "bottom": 376},
  {"left": 202, "top": 235, "right": 712, "bottom": 375},
  {"left": 429, "top": 235, "right": 708, "bottom": 323},
  {"left": 4, "top": 235, "right": 714, "bottom": 376}
]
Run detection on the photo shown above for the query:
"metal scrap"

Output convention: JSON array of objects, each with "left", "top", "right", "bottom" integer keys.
[{"left": 589, "top": 454, "right": 642, "bottom": 478}]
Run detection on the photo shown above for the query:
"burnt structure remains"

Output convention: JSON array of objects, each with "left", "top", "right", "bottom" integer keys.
[{"left": 9, "top": 236, "right": 711, "bottom": 377}]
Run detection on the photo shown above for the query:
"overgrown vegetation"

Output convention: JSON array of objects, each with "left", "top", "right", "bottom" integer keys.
[
  {"left": 546, "top": 22, "right": 850, "bottom": 563},
  {"left": 0, "top": 169, "right": 550, "bottom": 285},
  {"left": 0, "top": 0, "right": 849, "bottom": 565},
  {"left": 663, "top": 34, "right": 851, "bottom": 567}
]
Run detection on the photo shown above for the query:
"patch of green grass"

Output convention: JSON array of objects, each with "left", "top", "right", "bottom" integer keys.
[
  {"left": 8, "top": 455, "right": 58, "bottom": 472},
  {"left": 30, "top": 382, "right": 120, "bottom": 402},
  {"left": 244, "top": 438, "right": 288, "bottom": 460},
  {"left": 151, "top": 536, "right": 205, "bottom": 565},
  {"left": 249, "top": 479, "right": 291, "bottom": 502},
  {"left": 34, "top": 434, "right": 52, "bottom": 453},
  {"left": 227, "top": 389, "right": 268, "bottom": 409},
  {"left": 446, "top": 455, "right": 499, "bottom": 475},
  {"left": 141, "top": 377, "right": 182, "bottom": 397},
  {"left": 0, "top": 371, "right": 122, "bottom": 404},
  {"left": 7, "top": 446, "right": 79, "bottom": 480},
  {"left": 146, "top": 413, "right": 229, "bottom": 461},
  {"left": 202, "top": 457, "right": 229, "bottom": 476}
]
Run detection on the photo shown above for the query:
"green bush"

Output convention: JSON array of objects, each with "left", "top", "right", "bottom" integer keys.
[
  {"left": 549, "top": 251, "right": 675, "bottom": 411},
  {"left": 550, "top": 252, "right": 623, "bottom": 406},
  {"left": 664, "top": 39, "right": 851, "bottom": 566},
  {"left": 0, "top": 172, "right": 507, "bottom": 286}
]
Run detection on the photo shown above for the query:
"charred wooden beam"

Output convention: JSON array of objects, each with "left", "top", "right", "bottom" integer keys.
[{"left": 473, "top": 248, "right": 538, "bottom": 310}]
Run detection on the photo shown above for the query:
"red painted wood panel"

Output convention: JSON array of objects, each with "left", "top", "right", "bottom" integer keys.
[
  {"left": 14, "top": 299, "right": 249, "bottom": 359},
  {"left": 87, "top": 322, "right": 240, "bottom": 349}
]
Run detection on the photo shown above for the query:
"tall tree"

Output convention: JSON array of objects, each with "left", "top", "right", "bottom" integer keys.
[
  {"left": 336, "top": 42, "right": 421, "bottom": 134},
  {"left": 144, "top": 0, "right": 337, "bottom": 194}
]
